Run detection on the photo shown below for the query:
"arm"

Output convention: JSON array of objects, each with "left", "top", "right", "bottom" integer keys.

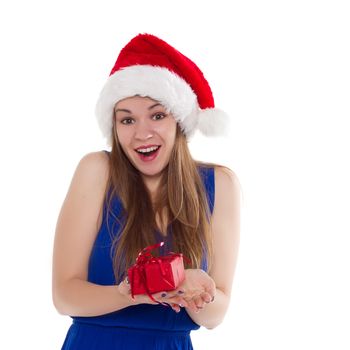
[
  {"left": 185, "top": 166, "right": 241, "bottom": 329},
  {"left": 52, "top": 151, "right": 131, "bottom": 316},
  {"left": 55, "top": 279, "right": 132, "bottom": 317}
]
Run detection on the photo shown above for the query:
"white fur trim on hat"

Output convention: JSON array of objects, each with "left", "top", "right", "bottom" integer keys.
[{"left": 95, "top": 65, "right": 199, "bottom": 146}]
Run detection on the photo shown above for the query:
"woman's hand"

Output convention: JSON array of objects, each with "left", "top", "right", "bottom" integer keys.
[
  {"left": 117, "top": 268, "right": 216, "bottom": 313},
  {"left": 117, "top": 277, "right": 189, "bottom": 312},
  {"left": 172, "top": 269, "right": 216, "bottom": 313}
]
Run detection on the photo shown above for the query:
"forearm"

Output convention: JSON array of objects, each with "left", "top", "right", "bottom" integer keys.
[
  {"left": 185, "top": 288, "right": 230, "bottom": 329},
  {"left": 53, "top": 278, "right": 135, "bottom": 317}
]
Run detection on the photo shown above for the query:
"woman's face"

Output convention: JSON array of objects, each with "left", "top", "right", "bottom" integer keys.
[{"left": 114, "top": 96, "right": 177, "bottom": 182}]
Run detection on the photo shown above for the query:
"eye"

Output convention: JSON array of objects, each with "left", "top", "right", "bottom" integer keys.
[
  {"left": 152, "top": 112, "right": 166, "bottom": 121},
  {"left": 121, "top": 118, "right": 134, "bottom": 125}
]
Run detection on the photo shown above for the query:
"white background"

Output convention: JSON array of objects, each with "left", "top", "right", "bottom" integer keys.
[{"left": 1, "top": 0, "right": 349, "bottom": 349}]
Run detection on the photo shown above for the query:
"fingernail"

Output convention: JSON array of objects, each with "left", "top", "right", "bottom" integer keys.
[
  {"left": 161, "top": 292, "right": 167, "bottom": 298},
  {"left": 211, "top": 296, "right": 215, "bottom": 302},
  {"left": 177, "top": 290, "right": 184, "bottom": 294}
]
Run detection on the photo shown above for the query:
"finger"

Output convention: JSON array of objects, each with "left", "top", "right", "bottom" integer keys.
[
  {"left": 185, "top": 298, "right": 199, "bottom": 313},
  {"left": 171, "top": 288, "right": 185, "bottom": 296},
  {"left": 151, "top": 290, "right": 189, "bottom": 307},
  {"left": 183, "top": 289, "right": 203, "bottom": 300},
  {"left": 152, "top": 291, "right": 169, "bottom": 299},
  {"left": 166, "top": 295, "right": 189, "bottom": 308},
  {"left": 150, "top": 291, "right": 179, "bottom": 306},
  {"left": 170, "top": 303, "right": 181, "bottom": 313},
  {"left": 162, "top": 291, "right": 182, "bottom": 299},
  {"left": 200, "top": 291, "right": 212, "bottom": 304},
  {"left": 166, "top": 287, "right": 187, "bottom": 299},
  {"left": 193, "top": 296, "right": 205, "bottom": 310},
  {"left": 204, "top": 284, "right": 216, "bottom": 300}
]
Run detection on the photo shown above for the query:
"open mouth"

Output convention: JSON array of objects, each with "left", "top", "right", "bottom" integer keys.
[{"left": 135, "top": 145, "right": 161, "bottom": 161}]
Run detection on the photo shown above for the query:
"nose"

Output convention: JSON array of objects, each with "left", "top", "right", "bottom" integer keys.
[{"left": 134, "top": 119, "right": 154, "bottom": 141}]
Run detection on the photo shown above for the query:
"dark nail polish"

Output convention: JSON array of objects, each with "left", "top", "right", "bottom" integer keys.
[
  {"left": 161, "top": 292, "right": 167, "bottom": 298},
  {"left": 211, "top": 296, "right": 215, "bottom": 302},
  {"left": 177, "top": 290, "right": 184, "bottom": 294}
]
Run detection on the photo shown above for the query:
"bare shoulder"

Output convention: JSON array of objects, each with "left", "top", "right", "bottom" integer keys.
[
  {"left": 211, "top": 164, "right": 242, "bottom": 226},
  {"left": 75, "top": 151, "right": 110, "bottom": 183},
  {"left": 57, "top": 150, "right": 111, "bottom": 234},
  {"left": 214, "top": 165, "right": 242, "bottom": 198}
]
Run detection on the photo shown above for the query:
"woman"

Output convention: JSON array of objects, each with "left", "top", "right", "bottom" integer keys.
[{"left": 52, "top": 33, "right": 241, "bottom": 349}]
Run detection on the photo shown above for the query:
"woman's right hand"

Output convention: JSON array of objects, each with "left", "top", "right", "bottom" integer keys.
[{"left": 117, "top": 277, "right": 189, "bottom": 312}]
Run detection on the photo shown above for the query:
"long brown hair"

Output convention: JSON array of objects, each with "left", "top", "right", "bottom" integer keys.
[{"left": 104, "top": 119, "right": 216, "bottom": 283}]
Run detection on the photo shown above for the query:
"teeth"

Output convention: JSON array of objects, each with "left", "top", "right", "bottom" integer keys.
[{"left": 136, "top": 146, "right": 159, "bottom": 153}]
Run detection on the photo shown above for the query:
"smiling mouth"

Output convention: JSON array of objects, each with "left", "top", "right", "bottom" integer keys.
[
  {"left": 134, "top": 145, "right": 161, "bottom": 161},
  {"left": 135, "top": 145, "right": 161, "bottom": 157}
]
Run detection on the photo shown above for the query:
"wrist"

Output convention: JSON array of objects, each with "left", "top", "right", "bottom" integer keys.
[{"left": 116, "top": 282, "right": 139, "bottom": 307}]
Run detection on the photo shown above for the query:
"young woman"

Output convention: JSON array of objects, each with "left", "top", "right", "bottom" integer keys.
[{"left": 52, "top": 33, "right": 241, "bottom": 350}]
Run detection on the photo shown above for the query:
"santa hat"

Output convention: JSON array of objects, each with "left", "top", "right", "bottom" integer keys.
[{"left": 95, "top": 33, "right": 230, "bottom": 146}]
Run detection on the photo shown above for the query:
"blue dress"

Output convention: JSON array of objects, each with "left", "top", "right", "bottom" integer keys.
[{"left": 60, "top": 152, "right": 215, "bottom": 349}]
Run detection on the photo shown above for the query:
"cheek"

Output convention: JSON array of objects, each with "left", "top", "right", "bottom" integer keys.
[
  {"left": 156, "top": 129, "right": 176, "bottom": 149},
  {"left": 161, "top": 119, "right": 177, "bottom": 140},
  {"left": 116, "top": 127, "right": 130, "bottom": 147}
]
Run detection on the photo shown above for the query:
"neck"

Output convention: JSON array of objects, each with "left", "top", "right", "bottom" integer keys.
[{"left": 141, "top": 175, "right": 161, "bottom": 202}]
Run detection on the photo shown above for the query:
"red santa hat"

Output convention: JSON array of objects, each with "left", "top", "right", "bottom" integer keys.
[{"left": 95, "top": 33, "right": 230, "bottom": 146}]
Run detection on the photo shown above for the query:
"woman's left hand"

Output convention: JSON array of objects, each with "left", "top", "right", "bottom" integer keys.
[{"left": 165, "top": 269, "right": 216, "bottom": 313}]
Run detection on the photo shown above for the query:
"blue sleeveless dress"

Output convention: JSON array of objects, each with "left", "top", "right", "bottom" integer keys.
[{"left": 60, "top": 152, "right": 215, "bottom": 350}]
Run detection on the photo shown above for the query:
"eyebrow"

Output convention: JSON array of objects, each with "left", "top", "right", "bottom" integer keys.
[{"left": 114, "top": 103, "right": 163, "bottom": 114}]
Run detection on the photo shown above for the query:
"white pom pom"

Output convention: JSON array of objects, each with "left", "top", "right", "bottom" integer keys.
[{"left": 197, "top": 108, "right": 231, "bottom": 137}]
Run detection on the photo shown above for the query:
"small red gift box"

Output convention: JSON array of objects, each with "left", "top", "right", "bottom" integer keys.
[{"left": 127, "top": 242, "right": 185, "bottom": 302}]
